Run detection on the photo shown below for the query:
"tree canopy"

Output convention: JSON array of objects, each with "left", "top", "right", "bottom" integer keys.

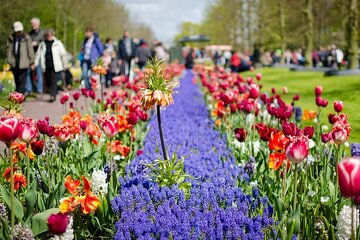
[{"left": 0, "top": 0, "right": 154, "bottom": 61}]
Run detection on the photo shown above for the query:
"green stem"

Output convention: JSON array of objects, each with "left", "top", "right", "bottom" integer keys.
[
  {"left": 157, "top": 105, "right": 168, "bottom": 160},
  {"left": 293, "top": 163, "right": 298, "bottom": 210},
  {"left": 109, "top": 138, "right": 113, "bottom": 175},
  {"left": 26, "top": 142, "right": 30, "bottom": 187},
  {"left": 9, "top": 145, "right": 14, "bottom": 238},
  {"left": 282, "top": 161, "right": 288, "bottom": 201}
]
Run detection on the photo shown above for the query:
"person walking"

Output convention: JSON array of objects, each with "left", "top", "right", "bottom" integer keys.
[
  {"left": 135, "top": 39, "right": 151, "bottom": 70},
  {"left": 7, "top": 21, "right": 35, "bottom": 94},
  {"left": 184, "top": 48, "right": 195, "bottom": 70},
  {"left": 118, "top": 30, "right": 136, "bottom": 76},
  {"left": 35, "top": 29, "right": 68, "bottom": 102},
  {"left": 28, "top": 17, "right": 45, "bottom": 95},
  {"left": 81, "top": 27, "right": 104, "bottom": 90}
]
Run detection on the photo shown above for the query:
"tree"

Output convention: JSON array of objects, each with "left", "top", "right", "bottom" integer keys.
[
  {"left": 304, "top": 0, "right": 314, "bottom": 67},
  {"left": 346, "top": 0, "right": 359, "bottom": 69}
]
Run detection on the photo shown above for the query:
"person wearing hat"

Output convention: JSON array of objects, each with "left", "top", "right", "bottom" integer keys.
[
  {"left": 7, "top": 21, "right": 35, "bottom": 94},
  {"left": 35, "top": 29, "right": 68, "bottom": 102}
]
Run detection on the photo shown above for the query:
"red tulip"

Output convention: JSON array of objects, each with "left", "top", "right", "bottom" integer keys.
[
  {"left": 60, "top": 92, "right": 69, "bottom": 104},
  {"left": 8, "top": 92, "right": 25, "bottom": 104},
  {"left": 136, "top": 110, "right": 148, "bottom": 121},
  {"left": 81, "top": 88, "right": 89, "bottom": 97},
  {"left": 127, "top": 112, "right": 138, "bottom": 125},
  {"left": 337, "top": 157, "right": 360, "bottom": 198},
  {"left": 334, "top": 100, "right": 343, "bottom": 113},
  {"left": 303, "top": 126, "right": 315, "bottom": 139},
  {"left": 72, "top": 92, "right": 81, "bottom": 101},
  {"left": 30, "top": 140, "right": 44, "bottom": 155},
  {"left": 19, "top": 118, "right": 39, "bottom": 143},
  {"left": 281, "top": 122, "right": 298, "bottom": 137},
  {"left": 328, "top": 114, "right": 336, "bottom": 124},
  {"left": 292, "top": 94, "right": 300, "bottom": 101},
  {"left": 234, "top": 128, "right": 247, "bottom": 142},
  {"left": 321, "top": 133, "right": 332, "bottom": 143},
  {"left": 80, "top": 120, "right": 88, "bottom": 130},
  {"left": 285, "top": 135, "right": 309, "bottom": 163},
  {"left": 248, "top": 84, "right": 259, "bottom": 99},
  {"left": 47, "top": 126, "right": 55, "bottom": 137},
  {"left": 36, "top": 119, "right": 49, "bottom": 135},
  {"left": 89, "top": 90, "right": 96, "bottom": 100},
  {"left": 315, "top": 86, "right": 322, "bottom": 97},
  {"left": 0, "top": 116, "right": 20, "bottom": 143},
  {"left": 47, "top": 213, "right": 69, "bottom": 235},
  {"left": 321, "top": 99, "right": 329, "bottom": 108},
  {"left": 271, "top": 88, "right": 276, "bottom": 94},
  {"left": 137, "top": 149, "right": 144, "bottom": 155},
  {"left": 256, "top": 73, "right": 262, "bottom": 81}
]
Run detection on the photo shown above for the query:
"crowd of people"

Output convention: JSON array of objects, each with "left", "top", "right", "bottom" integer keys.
[
  {"left": 6, "top": 18, "right": 168, "bottom": 102},
  {"left": 186, "top": 44, "right": 348, "bottom": 72}
]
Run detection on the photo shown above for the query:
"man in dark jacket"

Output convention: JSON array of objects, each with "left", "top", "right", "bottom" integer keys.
[
  {"left": 118, "top": 30, "right": 136, "bottom": 76},
  {"left": 7, "top": 21, "right": 35, "bottom": 94},
  {"left": 81, "top": 27, "right": 104, "bottom": 90},
  {"left": 28, "top": 17, "right": 45, "bottom": 94}
]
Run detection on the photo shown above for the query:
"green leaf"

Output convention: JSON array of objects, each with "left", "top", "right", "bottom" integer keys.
[
  {"left": 25, "top": 182, "right": 37, "bottom": 219},
  {"left": 0, "top": 184, "right": 24, "bottom": 221},
  {"left": 31, "top": 208, "right": 59, "bottom": 236}
]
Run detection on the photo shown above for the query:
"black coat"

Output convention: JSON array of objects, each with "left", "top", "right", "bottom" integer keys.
[{"left": 117, "top": 37, "right": 136, "bottom": 60}]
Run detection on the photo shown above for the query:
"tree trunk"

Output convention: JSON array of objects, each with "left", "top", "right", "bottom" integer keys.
[
  {"left": 278, "top": 0, "right": 286, "bottom": 64},
  {"left": 304, "top": 0, "right": 313, "bottom": 67},
  {"left": 347, "top": 0, "right": 358, "bottom": 69}
]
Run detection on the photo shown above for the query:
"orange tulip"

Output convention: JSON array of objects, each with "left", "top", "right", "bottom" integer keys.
[
  {"left": 59, "top": 196, "right": 78, "bottom": 214},
  {"left": 64, "top": 176, "right": 81, "bottom": 195},
  {"left": 77, "top": 193, "right": 100, "bottom": 214},
  {"left": 268, "top": 153, "right": 288, "bottom": 171},
  {"left": 13, "top": 172, "right": 27, "bottom": 190},
  {"left": 268, "top": 131, "right": 288, "bottom": 151}
]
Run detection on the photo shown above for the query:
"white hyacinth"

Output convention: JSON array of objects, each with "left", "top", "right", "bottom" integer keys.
[
  {"left": 51, "top": 216, "right": 74, "bottom": 240},
  {"left": 246, "top": 113, "right": 255, "bottom": 126},
  {"left": 91, "top": 169, "right": 108, "bottom": 195},
  {"left": 336, "top": 205, "right": 359, "bottom": 240}
]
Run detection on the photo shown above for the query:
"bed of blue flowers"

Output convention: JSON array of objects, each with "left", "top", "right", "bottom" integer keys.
[{"left": 111, "top": 70, "right": 274, "bottom": 239}]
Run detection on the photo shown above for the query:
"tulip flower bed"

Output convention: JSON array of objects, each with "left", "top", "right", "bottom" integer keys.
[
  {"left": 196, "top": 65, "right": 360, "bottom": 239},
  {"left": 112, "top": 70, "right": 274, "bottom": 239},
  {"left": 0, "top": 64, "right": 184, "bottom": 239}
]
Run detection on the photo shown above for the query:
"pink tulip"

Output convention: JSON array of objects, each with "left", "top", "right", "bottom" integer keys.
[
  {"left": 256, "top": 73, "right": 262, "bottom": 81},
  {"left": 54, "top": 125, "right": 70, "bottom": 142},
  {"left": 19, "top": 118, "right": 39, "bottom": 143},
  {"left": 292, "top": 94, "right": 300, "bottom": 101},
  {"left": 332, "top": 125, "right": 350, "bottom": 144},
  {"left": 285, "top": 135, "right": 309, "bottom": 163},
  {"left": 315, "top": 86, "right": 322, "bottom": 97},
  {"left": 334, "top": 100, "right": 343, "bottom": 113},
  {"left": 337, "top": 157, "right": 360, "bottom": 198},
  {"left": 48, "top": 213, "right": 69, "bottom": 235},
  {"left": 0, "top": 116, "right": 20, "bottom": 143},
  {"left": 127, "top": 112, "right": 138, "bottom": 125},
  {"left": 248, "top": 84, "right": 259, "bottom": 99},
  {"left": 8, "top": 92, "right": 25, "bottom": 104},
  {"left": 98, "top": 115, "right": 119, "bottom": 138}
]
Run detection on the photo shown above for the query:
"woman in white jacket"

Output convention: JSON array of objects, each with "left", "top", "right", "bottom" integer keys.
[{"left": 35, "top": 29, "right": 67, "bottom": 102}]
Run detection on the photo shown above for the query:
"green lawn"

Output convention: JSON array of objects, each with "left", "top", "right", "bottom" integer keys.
[{"left": 242, "top": 68, "right": 360, "bottom": 143}]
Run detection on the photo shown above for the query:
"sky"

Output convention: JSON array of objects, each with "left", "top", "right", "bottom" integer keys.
[{"left": 117, "top": 0, "right": 213, "bottom": 45}]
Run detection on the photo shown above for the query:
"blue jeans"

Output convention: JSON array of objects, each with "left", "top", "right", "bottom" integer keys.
[
  {"left": 81, "top": 60, "right": 92, "bottom": 90},
  {"left": 26, "top": 65, "right": 43, "bottom": 93}
]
